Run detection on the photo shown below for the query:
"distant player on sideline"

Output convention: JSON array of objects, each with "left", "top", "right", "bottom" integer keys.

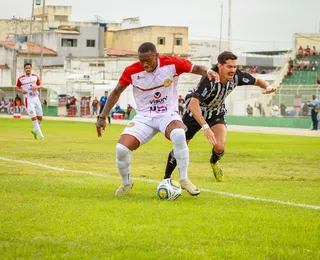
[
  {"left": 96, "top": 42, "right": 219, "bottom": 196},
  {"left": 164, "top": 51, "right": 277, "bottom": 181},
  {"left": 16, "top": 63, "right": 44, "bottom": 140},
  {"left": 99, "top": 91, "right": 111, "bottom": 125}
]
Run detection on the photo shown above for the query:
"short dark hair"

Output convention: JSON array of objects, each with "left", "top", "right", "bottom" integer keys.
[
  {"left": 24, "top": 63, "right": 32, "bottom": 68},
  {"left": 218, "top": 51, "right": 237, "bottom": 64},
  {"left": 138, "top": 42, "right": 157, "bottom": 54},
  {"left": 105, "top": 91, "right": 108, "bottom": 94}
]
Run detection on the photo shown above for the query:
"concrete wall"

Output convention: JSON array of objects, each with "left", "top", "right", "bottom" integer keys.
[
  {"left": 112, "top": 26, "right": 189, "bottom": 56},
  {"left": 32, "top": 26, "right": 104, "bottom": 58},
  {"left": 0, "top": 19, "right": 98, "bottom": 42},
  {"left": 33, "top": 5, "right": 72, "bottom": 23}
]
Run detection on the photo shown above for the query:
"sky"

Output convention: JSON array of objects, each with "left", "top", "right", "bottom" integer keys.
[{"left": 1, "top": 0, "right": 319, "bottom": 53}]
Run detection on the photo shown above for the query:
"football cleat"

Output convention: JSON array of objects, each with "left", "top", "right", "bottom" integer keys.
[
  {"left": 114, "top": 182, "right": 134, "bottom": 196},
  {"left": 211, "top": 162, "right": 223, "bottom": 182},
  {"left": 31, "top": 130, "right": 37, "bottom": 139},
  {"left": 180, "top": 179, "right": 200, "bottom": 196}
]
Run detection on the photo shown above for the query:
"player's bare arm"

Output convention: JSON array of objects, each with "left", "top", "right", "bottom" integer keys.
[
  {"left": 191, "top": 65, "right": 220, "bottom": 81},
  {"left": 254, "top": 79, "right": 277, "bottom": 94},
  {"left": 96, "top": 83, "right": 126, "bottom": 137},
  {"left": 188, "top": 97, "right": 217, "bottom": 145},
  {"left": 16, "top": 87, "right": 27, "bottom": 94}
]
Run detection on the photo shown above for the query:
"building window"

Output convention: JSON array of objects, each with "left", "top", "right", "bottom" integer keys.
[
  {"left": 54, "top": 15, "right": 68, "bottom": 22},
  {"left": 157, "top": 37, "right": 166, "bottom": 45},
  {"left": 89, "top": 63, "right": 105, "bottom": 67},
  {"left": 175, "top": 38, "right": 182, "bottom": 46},
  {"left": 87, "top": 40, "right": 95, "bottom": 47},
  {"left": 61, "top": 39, "right": 77, "bottom": 47}
]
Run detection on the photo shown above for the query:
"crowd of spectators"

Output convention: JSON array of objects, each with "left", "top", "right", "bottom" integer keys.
[
  {"left": 287, "top": 45, "right": 320, "bottom": 77},
  {"left": 0, "top": 94, "right": 49, "bottom": 115}
]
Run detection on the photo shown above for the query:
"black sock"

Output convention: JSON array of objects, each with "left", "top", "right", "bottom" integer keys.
[
  {"left": 107, "top": 116, "right": 111, "bottom": 124},
  {"left": 210, "top": 148, "right": 224, "bottom": 164},
  {"left": 164, "top": 150, "right": 177, "bottom": 179}
]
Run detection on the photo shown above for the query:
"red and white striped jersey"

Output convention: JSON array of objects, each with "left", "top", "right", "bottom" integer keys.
[
  {"left": 16, "top": 74, "right": 41, "bottom": 100},
  {"left": 119, "top": 56, "right": 193, "bottom": 117}
]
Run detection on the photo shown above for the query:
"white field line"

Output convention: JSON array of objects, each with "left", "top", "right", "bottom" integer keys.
[{"left": 1, "top": 156, "right": 319, "bottom": 211}]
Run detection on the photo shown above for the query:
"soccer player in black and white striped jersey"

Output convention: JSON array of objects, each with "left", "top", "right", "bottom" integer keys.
[{"left": 164, "top": 51, "right": 277, "bottom": 181}]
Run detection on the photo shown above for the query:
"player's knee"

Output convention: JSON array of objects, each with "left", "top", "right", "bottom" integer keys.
[
  {"left": 116, "top": 143, "right": 131, "bottom": 168},
  {"left": 214, "top": 143, "right": 225, "bottom": 154},
  {"left": 170, "top": 128, "right": 189, "bottom": 163},
  {"left": 170, "top": 128, "right": 186, "bottom": 147}
]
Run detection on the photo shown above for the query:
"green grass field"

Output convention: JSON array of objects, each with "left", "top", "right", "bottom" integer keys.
[{"left": 0, "top": 118, "right": 319, "bottom": 259}]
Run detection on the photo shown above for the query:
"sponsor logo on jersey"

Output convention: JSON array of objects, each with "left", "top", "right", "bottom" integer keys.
[
  {"left": 208, "top": 99, "right": 221, "bottom": 107},
  {"left": 149, "top": 95, "right": 168, "bottom": 105},
  {"left": 201, "top": 88, "right": 208, "bottom": 97},
  {"left": 154, "top": 92, "right": 162, "bottom": 99},
  {"left": 137, "top": 75, "right": 145, "bottom": 80},
  {"left": 149, "top": 105, "right": 168, "bottom": 113},
  {"left": 242, "top": 78, "right": 250, "bottom": 83},
  {"left": 163, "top": 78, "right": 172, "bottom": 87}
]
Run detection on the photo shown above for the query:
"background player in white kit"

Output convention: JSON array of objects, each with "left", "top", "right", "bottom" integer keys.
[
  {"left": 16, "top": 63, "right": 44, "bottom": 140},
  {"left": 96, "top": 42, "right": 218, "bottom": 196}
]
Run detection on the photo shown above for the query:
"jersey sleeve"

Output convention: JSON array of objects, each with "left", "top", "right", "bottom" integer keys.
[
  {"left": 191, "top": 76, "right": 212, "bottom": 102},
  {"left": 236, "top": 70, "right": 256, "bottom": 85},
  {"left": 119, "top": 67, "right": 133, "bottom": 87},
  {"left": 16, "top": 78, "right": 22, "bottom": 87},
  {"left": 170, "top": 56, "right": 193, "bottom": 75}
]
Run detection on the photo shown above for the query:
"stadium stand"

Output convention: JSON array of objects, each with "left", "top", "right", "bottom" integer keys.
[{"left": 274, "top": 46, "right": 320, "bottom": 108}]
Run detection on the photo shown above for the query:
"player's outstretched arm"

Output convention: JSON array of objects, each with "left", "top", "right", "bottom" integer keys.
[
  {"left": 191, "top": 65, "right": 220, "bottom": 81},
  {"left": 188, "top": 97, "right": 217, "bottom": 145},
  {"left": 254, "top": 79, "right": 277, "bottom": 94},
  {"left": 96, "top": 83, "right": 126, "bottom": 137}
]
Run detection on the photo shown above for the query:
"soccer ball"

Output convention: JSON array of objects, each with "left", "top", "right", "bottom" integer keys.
[{"left": 156, "top": 179, "right": 182, "bottom": 201}]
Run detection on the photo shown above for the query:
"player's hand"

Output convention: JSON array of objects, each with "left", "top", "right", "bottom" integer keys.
[
  {"left": 96, "top": 116, "right": 107, "bottom": 137},
  {"left": 23, "top": 90, "right": 27, "bottom": 94},
  {"left": 204, "top": 128, "right": 217, "bottom": 145},
  {"left": 262, "top": 86, "right": 277, "bottom": 94},
  {"left": 207, "top": 70, "right": 220, "bottom": 82}
]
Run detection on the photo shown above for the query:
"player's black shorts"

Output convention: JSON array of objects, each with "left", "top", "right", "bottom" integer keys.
[
  {"left": 182, "top": 113, "right": 226, "bottom": 140},
  {"left": 99, "top": 105, "right": 105, "bottom": 114}
]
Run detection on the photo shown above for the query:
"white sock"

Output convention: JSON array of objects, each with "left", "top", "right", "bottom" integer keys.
[
  {"left": 116, "top": 143, "right": 132, "bottom": 185},
  {"left": 170, "top": 128, "right": 189, "bottom": 180},
  {"left": 32, "top": 120, "right": 44, "bottom": 138}
]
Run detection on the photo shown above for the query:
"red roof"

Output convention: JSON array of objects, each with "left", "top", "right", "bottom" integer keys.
[
  {"left": 0, "top": 65, "right": 9, "bottom": 70},
  {"left": 0, "top": 41, "right": 57, "bottom": 56},
  {"left": 104, "top": 48, "right": 137, "bottom": 57}
]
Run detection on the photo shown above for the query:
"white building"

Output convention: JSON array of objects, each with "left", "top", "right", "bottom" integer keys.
[{"left": 188, "top": 40, "right": 228, "bottom": 57}]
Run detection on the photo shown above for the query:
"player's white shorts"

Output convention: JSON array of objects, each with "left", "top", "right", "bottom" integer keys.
[
  {"left": 25, "top": 98, "right": 43, "bottom": 118},
  {"left": 121, "top": 112, "right": 183, "bottom": 146}
]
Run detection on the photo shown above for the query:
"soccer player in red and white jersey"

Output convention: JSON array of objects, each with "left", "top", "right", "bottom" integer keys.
[
  {"left": 96, "top": 42, "right": 218, "bottom": 196},
  {"left": 16, "top": 63, "right": 44, "bottom": 140}
]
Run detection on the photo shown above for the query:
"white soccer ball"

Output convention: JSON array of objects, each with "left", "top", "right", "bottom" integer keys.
[{"left": 156, "top": 179, "right": 182, "bottom": 201}]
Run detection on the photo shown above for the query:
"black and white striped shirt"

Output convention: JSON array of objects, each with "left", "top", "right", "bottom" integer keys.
[{"left": 185, "top": 68, "right": 256, "bottom": 120}]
